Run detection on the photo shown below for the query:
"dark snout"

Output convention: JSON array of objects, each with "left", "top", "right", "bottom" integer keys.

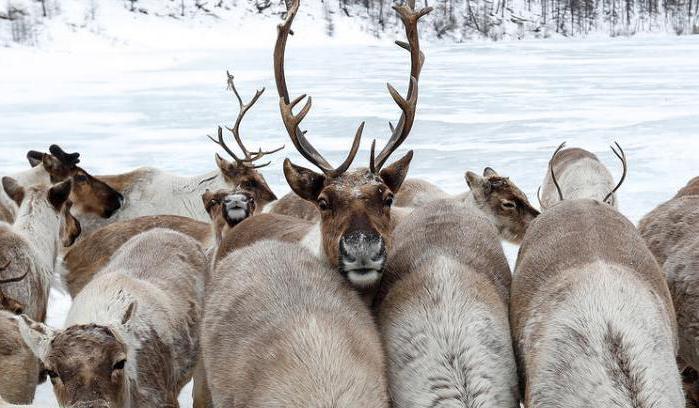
[
  {"left": 222, "top": 192, "right": 255, "bottom": 226},
  {"left": 102, "top": 191, "right": 124, "bottom": 218},
  {"left": 339, "top": 230, "right": 386, "bottom": 288}
]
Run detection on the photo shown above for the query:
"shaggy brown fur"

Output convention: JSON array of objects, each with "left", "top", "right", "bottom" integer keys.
[
  {"left": 512, "top": 199, "right": 680, "bottom": 407},
  {"left": 0, "top": 311, "right": 41, "bottom": 404},
  {"left": 214, "top": 213, "right": 313, "bottom": 265},
  {"left": 375, "top": 199, "right": 519, "bottom": 407},
  {"left": 201, "top": 240, "right": 389, "bottom": 407},
  {"left": 267, "top": 191, "right": 320, "bottom": 221},
  {"left": 62, "top": 215, "right": 211, "bottom": 298}
]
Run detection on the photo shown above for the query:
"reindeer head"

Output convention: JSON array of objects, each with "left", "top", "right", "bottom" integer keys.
[
  {"left": 47, "top": 145, "right": 124, "bottom": 219},
  {"left": 0, "top": 312, "right": 41, "bottom": 404},
  {"left": 275, "top": 0, "right": 431, "bottom": 290},
  {"left": 2, "top": 177, "right": 82, "bottom": 247},
  {"left": 17, "top": 305, "right": 135, "bottom": 408},
  {"left": 466, "top": 167, "right": 540, "bottom": 244},
  {"left": 203, "top": 188, "right": 257, "bottom": 244},
  {"left": 546, "top": 141, "right": 628, "bottom": 208}
]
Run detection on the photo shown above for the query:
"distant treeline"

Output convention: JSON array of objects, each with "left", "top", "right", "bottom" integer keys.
[{"left": 1, "top": 0, "right": 697, "bottom": 45}]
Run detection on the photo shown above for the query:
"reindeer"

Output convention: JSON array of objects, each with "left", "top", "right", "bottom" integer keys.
[
  {"left": 0, "top": 311, "right": 42, "bottom": 405},
  {"left": 375, "top": 199, "right": 519, "bottom": 407},
  {"left": 511, "top": 199, "right": 683, "bottom": 407},
  {"left": 61, "top": 187, "right": 251, "bottom": 298},
  {"left": 1, "top": 146, "right": 123, "bottom": 223},
  {"left": 75, "top": 73, "right": 281, "bottom": 237},
  {"left": 638, "top": 177, "right": 699, "bottom": 403},
  {"left": 199, "top": 240, "right": 389, "bottom": 407},
  {"left": 216, "top": 0, "right": 428, "bottom": 300},
  {"left": 18, "top": 228, "right": 207, "bottom": 408},
  {"left": 0, "top": 178, "right": 81, "bottom": 322},
  {"left": 539, "top": 142, "right": 627, "bottom": 209}
]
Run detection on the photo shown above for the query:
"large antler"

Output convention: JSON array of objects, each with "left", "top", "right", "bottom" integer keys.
[
  {"left": 603, "top": 142, "right": 627, "bottom": 204},
  {"left": 208, "top": 72, "right": 284, "bottom": 169},
  {"left": 274, "top": 0, "right": 363, "bottom": 178},
  {"left": 370, "top": 0, "right": 432, "bottom": 173}
]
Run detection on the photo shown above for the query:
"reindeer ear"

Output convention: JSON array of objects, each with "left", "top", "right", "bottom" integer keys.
[
  {"left": 380, "top": 150, "right": 413, "bottom": 193},
  {"left": 2, "top": 177, "right": 25, "bottom": 207},
  {"left": 466, "top": 171, "right": 489, "bottom": 198},
  {"left": 60, "top": 202, "right": 81, "bottom": 247},
  {"left": 202, "top": 190, "right": 215, "bottom": 212},
  {"left": 48, "top": 180, "right": 72, "bottom": 211},
  {"left": 27, "top": 151, "right": 44, "bottom": 168},
  {"left": 483, "top": 167, "right": 498, "bottom": 177},
  {"left": 283, "top": 159, "right": 326, "bottom": 203},
  {"left": 215, "top": 154, "right": 232, "bottom": 172},
  {"left": 16, "top": 314, "right": 56, "bottom": 363}
]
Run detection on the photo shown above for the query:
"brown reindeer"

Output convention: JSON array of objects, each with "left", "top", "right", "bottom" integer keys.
[
  {"left": 61, "top": 185, "right": 256, "bottom": 299},
  {"left": 200, "top": 240, "right": 390, "bottom": 407},
  {"left": 639, "top": 176, "right": 699, "bottom": 403},
  {"left": 0, "top": 178, "right": 81, "bottom": 322},
  {"left": 375, "top": 199, "right": 519, "bottom": 407},
  {"left": 19, "top": 228, "right": 207, "bottom": 408},
  {"left": 512, "top": 199, "right": 682, "bottom": 407},
  {"left": 222, "top": 0, "right": 429, "bottom": 297},
  {"left": 1, "top": 146, "right": 123, "bottom": 224}
]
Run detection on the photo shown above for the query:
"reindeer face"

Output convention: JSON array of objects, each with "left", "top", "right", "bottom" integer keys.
[
  {"left": 44, "top": 325, "right": 128, "bottom": 408},
  {"left": 0, "top": 313, "right": 41, "bottom": 404},
  {"left": 215, "top": 154, "right": 277, "bottom": 209},
  {"left": 69, "top": 168, "right": 124, "bottom": 219},
  {"left": 203, "top": 188, "right": 257, "bottom": 243},
  {"left": 284, "top": 153, "right": 412, "bottom": 290},
  {"left": 466, "top": 167, "right": 540, "bottom": 244},
  {"left": 18, "top": 309, "right": 135, "bottom": 408}
]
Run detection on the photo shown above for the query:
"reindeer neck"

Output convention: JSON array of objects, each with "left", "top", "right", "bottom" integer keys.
[{"left": 14, "top": 204, "right": 59, "bottom": 273}]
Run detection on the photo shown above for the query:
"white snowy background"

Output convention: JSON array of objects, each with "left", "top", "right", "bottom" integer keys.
[{"left": 1, "top": 1, "right": 699, "bottom": 406}]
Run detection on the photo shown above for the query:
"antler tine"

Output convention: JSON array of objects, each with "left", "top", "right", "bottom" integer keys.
[
  {"left": 225, "top": 72, "right": 267, "bottom": 160},
  {"left": 274, "top": 0, "right": 365, "bottom": 177},
  {"left": 537, "top": 186, "right": 543, "bottom": 209},
  {"left": 603, "top": 142, "right": 628, "bottom": 204},
  {"left": 549, "top": 142, "right": 567, "bottom": 202},
  {"left": 208, "top": 126, "right": 248, "bottom": 165},
  {"left": 370, "top": 2, "right": 432, "bottom": 173}
]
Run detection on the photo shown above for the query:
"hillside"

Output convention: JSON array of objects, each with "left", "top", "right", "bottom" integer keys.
[{"left": 1, "top": 0, "right": 697, "bottom": 48}]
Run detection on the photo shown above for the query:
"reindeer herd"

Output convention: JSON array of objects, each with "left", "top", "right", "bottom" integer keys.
[{"left": 0, "top": 1, "right": 698, "bottom": 407}]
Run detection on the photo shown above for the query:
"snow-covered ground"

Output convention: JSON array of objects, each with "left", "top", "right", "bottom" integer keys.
[{"left": 1, "top": 32, "right": 699, "bottom": 405}]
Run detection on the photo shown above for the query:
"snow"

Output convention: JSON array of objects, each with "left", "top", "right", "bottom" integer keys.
[{"left": 1, "top": 30, "right": 699, "bottom": 406}]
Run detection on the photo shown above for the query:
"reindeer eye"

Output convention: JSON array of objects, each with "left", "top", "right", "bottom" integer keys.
[
  {"left": 244, "top": 180, "right": 258, "bottom": 189},
  {"left": 501, "top": 201, "right": 516, "bottom": 210},
  {"left": 384, "top": 194, "right": 394, "bottom": 207},
  {"left": 113, "top": 359, "right": 126, "bottom": 371},
  {"left": 318, "top": 198, "right": 330, "bottom": 211},
  {"left": 74, "top": 175, "right": 88, "bottom": 183}
]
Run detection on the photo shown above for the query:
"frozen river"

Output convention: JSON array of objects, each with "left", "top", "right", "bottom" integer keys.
[{"left": 1, "top": 34, "right": 699, "bottom": 406}]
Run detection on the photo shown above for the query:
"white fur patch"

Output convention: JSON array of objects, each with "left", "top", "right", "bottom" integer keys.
[
  {"left": 522, "top": 261, "right": 682, "bottom": 407},
  {"left": 226, "top": 208, "right": 248, "bottom": 221},
  {"left": 347, "top": 270, "right": 380, "bottom": 288},
  {"left": 300, "top": 224, "right": 322, "bottom": 258}
]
